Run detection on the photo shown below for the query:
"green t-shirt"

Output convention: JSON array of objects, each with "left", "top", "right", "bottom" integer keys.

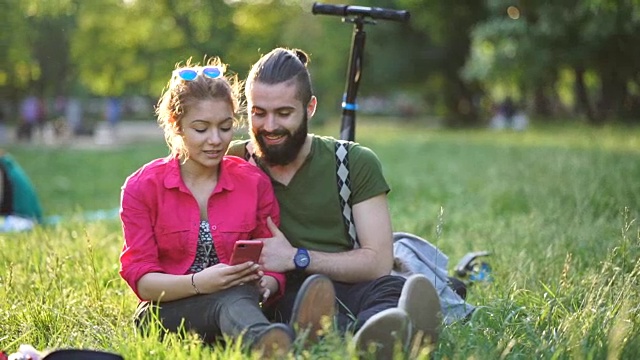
[{"left": 228, "top": 135, "right": 389, "bottom": 252}]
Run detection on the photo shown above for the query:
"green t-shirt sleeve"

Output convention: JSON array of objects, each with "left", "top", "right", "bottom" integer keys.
[
  {"left": 348, "top": 143, "right": 390, "bottom": 205},
  {"left": 227, "top": 139, "right": 250, "bottom": 158}
]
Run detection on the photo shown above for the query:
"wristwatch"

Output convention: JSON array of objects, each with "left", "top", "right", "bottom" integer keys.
[{"left": 293, "top": 248, "right": 310, "bottom": 271}]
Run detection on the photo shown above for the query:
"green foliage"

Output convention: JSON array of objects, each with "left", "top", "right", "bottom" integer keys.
[
  {"left": 0, "top": 1, "right": 41, "bottom": 96},
  {"left": 3, "top": 1, "right": 640, "bottom": 124},
  {"left": 71, "top": 0, "right": 239, "bottom": 96},
  {"left": 1, "top": 120, "right": 639, "bottom": 358},
  {"left": 0, "top": 0, "right": 487, "bottom": 125},
  {"left": 465, "top": 0, "right": 640, "bottom": 121}
]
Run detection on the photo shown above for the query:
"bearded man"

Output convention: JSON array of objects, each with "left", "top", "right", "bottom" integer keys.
[{"left": 228, "top": 47, "right": 441, "bottom": 359}]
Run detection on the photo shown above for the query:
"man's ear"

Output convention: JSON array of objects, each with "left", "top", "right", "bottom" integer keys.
[{"left": 307, "top": 96, "right": 317, "bottom": 119}]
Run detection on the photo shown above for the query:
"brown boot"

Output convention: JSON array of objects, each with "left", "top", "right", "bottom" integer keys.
[{"left": 290, "top": 274, "right": 336, "bottom": 345}]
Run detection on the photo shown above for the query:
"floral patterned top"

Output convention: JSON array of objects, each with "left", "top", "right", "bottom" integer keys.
[{"left": 188, "top": 220, "right": 220, "bottom": 273}]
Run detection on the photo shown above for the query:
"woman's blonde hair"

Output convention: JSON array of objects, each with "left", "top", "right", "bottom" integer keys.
[{"left": 155, "top": 56, "right": 243, "bottom": 159}]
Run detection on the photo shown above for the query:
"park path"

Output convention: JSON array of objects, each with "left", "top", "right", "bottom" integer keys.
[{"left": 2, "top": 120, "right": 164, "bottom": 150}]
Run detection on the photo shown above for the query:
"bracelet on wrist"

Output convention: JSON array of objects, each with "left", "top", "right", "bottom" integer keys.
[{"left": 191, "top": 273, "right": 201, "bottom": 295}]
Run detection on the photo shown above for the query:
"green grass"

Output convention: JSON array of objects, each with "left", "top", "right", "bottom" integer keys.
[{"left": 1, "top": 119, "right": 639, "bottom": 359}]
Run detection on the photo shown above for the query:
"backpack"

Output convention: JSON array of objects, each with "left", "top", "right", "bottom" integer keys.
[{"left": 335, "top": 140, "right": 475, "bottom": 324}]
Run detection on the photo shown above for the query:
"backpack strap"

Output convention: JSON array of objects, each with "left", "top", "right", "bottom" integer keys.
[
  {"left": 335, "top": 140, "right": 359, "bottom": 248},
  {"left": 244, "top": 141, "right": 259, "bottom": 165}
]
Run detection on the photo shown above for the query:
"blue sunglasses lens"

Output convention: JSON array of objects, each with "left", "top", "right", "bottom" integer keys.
[
  {"left": 202, "top": 67, "right": 222, "bottom": 79},
  {"left": 177, "top": 69, "right": 198, "bottom": 81}
]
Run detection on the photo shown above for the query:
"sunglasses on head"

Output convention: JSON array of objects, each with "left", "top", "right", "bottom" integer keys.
[{"left": 173, "top": 66, "right": 224, "bottom": 81}]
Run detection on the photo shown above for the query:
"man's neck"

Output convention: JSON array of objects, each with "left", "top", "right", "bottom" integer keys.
[{"left": 266, "top": 134, "right": 313, "bottom": 186}]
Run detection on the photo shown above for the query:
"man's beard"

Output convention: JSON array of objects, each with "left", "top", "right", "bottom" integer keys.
[{"left": 251, "top": 113, "right": 308, "bottom": 166}]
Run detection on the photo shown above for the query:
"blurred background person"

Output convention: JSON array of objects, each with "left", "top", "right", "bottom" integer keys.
[{"left": 0, "top": 150, "right": 44, "bottom": 231}]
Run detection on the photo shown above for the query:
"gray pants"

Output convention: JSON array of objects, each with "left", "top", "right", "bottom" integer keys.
[{"left": 134, "top": 285, "right": 270, "bottom": 345}]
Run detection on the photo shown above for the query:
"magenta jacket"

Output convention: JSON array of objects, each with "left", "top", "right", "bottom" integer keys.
[{"left": 119, "top": 155, "right": 284, "bottom": 300}]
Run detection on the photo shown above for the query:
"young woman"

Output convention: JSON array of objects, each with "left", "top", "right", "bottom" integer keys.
[{"left": 118, "top": 58, "right": 292, "bottom": 356}]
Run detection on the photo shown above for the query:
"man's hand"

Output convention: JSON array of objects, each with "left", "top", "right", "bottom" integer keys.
[
  {"left": 257, "top": 275, "right": 279, "bottom": 302},
  {"left": 256, "top": 217, "right": 297, "bottom": 273}
]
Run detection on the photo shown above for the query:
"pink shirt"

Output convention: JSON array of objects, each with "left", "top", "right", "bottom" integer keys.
[{"left": 119, "top": 155, "right": 284, "bottom": 300}]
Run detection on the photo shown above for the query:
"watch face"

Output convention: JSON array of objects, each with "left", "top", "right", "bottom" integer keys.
[{"left": 294, "top": 252, "right": 309, "bottom": 267}]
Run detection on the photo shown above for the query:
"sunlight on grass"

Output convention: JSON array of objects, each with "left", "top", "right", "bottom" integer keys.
[
  {"left": 1, "top": 121, "right": 639, "bottom": 358},
  {"left": 315, "top": 118, "right": 640, "bottom": 154}
]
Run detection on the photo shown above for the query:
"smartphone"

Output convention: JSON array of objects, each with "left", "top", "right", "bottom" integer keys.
[{"left": 229, "top": 240, "right": 264, "bottom": 265}]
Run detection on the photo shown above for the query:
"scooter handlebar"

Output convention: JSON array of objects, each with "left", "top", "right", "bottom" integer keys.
[{"left": 312, "top": 2, "right": 410, "bottom": 22}]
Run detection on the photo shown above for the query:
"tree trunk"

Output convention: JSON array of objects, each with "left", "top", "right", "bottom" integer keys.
[
  {"left": 442, "top": 79, "right": 481, "bottom": 128},
  {"left": 597, "top": 68, "right": 628, "bottom": 124},
  {"left": 573, "top": 66, "right": 598, "bottom": 123},
  {"left": 532, "top": 86, "right": 552, "bottom": 118}
]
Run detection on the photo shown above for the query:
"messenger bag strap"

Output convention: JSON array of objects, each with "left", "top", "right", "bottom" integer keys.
[{"left": 335, "top": 140, "right": 359, "bottom": 248}]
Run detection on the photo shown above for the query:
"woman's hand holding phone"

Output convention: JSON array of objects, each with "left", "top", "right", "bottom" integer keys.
[
  {"left": 194, "top": 262, "right": 262, "bottom": 294},
  {"left": 191, "top": 240, "right": 265, "bottom": 295}
]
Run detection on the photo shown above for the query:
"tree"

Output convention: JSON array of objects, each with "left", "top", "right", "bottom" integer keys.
[
  {"left": 71, "top": 0, "right": 241, "bottom": 97},
  {"left": 0, "top": 0, "right": 33, "bottom": 100},
  {"left": 1, "top": 1, "right": 74, "bottom": 97},
  {"left": 465, "top": 0, "right": 640, "bottom": 124},
  {"left": 395, "top": 0, "right": 488, "bottom": 127}
]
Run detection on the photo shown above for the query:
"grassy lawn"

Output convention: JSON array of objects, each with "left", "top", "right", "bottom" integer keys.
[{"left": 1, "top": 119, "right": 639, "bottom": 359}]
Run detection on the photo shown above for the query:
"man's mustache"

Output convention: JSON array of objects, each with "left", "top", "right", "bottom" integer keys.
[{"left": 257, "top": 129, "right": 291, "bottom": 138}]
